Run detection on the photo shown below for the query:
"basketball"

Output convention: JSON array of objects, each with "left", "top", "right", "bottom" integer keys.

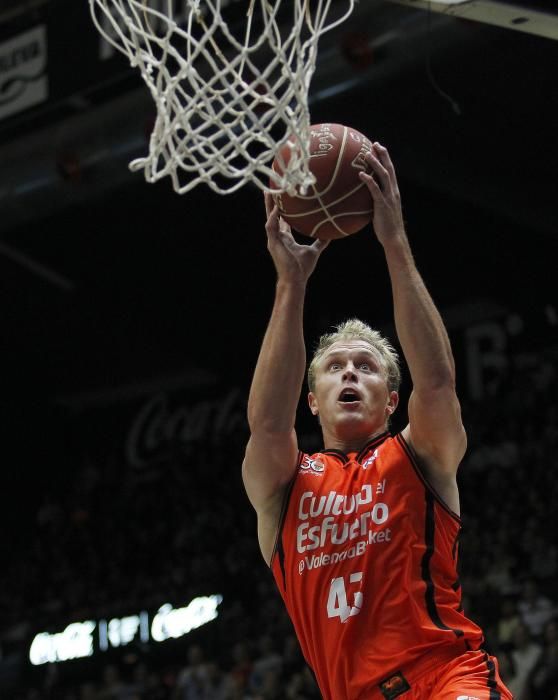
[{"left": 271, "top": 123, "right": 374, "bottom": 240}]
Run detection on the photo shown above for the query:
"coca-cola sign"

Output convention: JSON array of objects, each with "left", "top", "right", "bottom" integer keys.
[
  {"left": 125, "top": 388, "right": 246, "bottom": 474},
  {"left": 0, "top": 26, "right": 48, "bottom": 121}
]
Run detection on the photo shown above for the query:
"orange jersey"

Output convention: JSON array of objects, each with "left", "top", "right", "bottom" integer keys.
[{"left": 271, "top": 431, "right": 485, "bottom": 700}]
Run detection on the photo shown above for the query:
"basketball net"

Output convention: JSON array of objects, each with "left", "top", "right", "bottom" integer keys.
[{"left": 88, "top": 0, "right": 355, "bottom": 195}]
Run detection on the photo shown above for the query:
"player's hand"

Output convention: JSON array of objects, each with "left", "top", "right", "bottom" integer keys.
[
  {"left": 264, "top": 192, "right": 329, "bottom": 284},
  {"left": 359, "top": 143, "right": 406, "bottom": 247}
]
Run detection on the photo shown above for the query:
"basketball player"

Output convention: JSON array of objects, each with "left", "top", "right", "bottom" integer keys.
[{"left": 242, "top": 142, "right": 512, "bottom": 700}]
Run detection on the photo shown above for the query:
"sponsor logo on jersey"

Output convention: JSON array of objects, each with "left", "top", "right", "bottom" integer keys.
[
  {"left": 299, "top": 455, "right": 325, "bottom": 475},
  {"left": 298, "top": 485, "right": 373, "bottom": 520},
  {"left": 456, "top": 696, "right": 480, "bottom": 700},
  {"left": 296, "top": 485, "right": 390, "bottom": 553},
  {"left": 297, "top": 527, "right": 393, "bottom": 573}
]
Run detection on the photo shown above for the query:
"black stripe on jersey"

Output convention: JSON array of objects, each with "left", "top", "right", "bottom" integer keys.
[
  {"left": 451, "top": 530, "right": 460, "bottom": 562},
  {"left": 421, "top": 489, "right": 465, "bottom": 638},
  {"left": 270, "top": 451, "right": 303, "bottom": 591},
  {"left": 276, "top": 536, "right": 287, "bottom": 592},
  {"left": 321, "top": 431, "right": 391, "bottom": 464},
  {"left": 396, "top": 433, "right": 461, "bottom": 523},
  {"left": 321, "top": 448, "right": 349, "bottom": 465},
  {"left": 356, "top": 430, "right": 391, "bottom": 462},
  {"left": 484, "top": 652, "right": 501, "bottom": 699},
  {"left": 451, "top": 533, "right": 462, "bottom": 608},
  {"left": 452, "top": 578, "right": 463, "bottom": 612}
]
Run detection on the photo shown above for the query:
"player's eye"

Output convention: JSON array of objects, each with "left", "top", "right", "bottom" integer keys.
[
  {"left": 359, "top": 363, "right": 371, "bottom": 371},
  {"left": 329, "top": 363, "right": 341, "bottom": 371}
]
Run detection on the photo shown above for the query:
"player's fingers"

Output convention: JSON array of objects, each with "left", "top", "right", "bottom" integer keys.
[
  {"left": 359, "top": 168, "right": 382, "bottom": 198},
  {"left": 278, "top": 216, "right": 292, "bottom": 235},
  {"left": 373, "top": 142, "right": 397, "bottom": 183},
  {"left": 363, "top": 151, "right": 389, "bottom": 192},
  {"left": 277, "top": 217, "right": 303, "bottom": 254},
  {"left": 265, "top": 204, "right": 281, "bottom": 240},
  {"left": 264, "top": 191, "right": 275, "bottom": 219},
  {"left": 366, "top": 149, "right": 388, "bottom": 176},
  {"left": 312, "top": 238, "right": 330, "bottom": 253}
]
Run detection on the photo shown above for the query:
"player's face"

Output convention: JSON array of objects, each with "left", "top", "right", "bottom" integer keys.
[{"left": 308, "top": 340, "right": 398, "bottom": 440}]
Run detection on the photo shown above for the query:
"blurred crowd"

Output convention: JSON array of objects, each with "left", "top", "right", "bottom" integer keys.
[{"left": 1, "top": 344, "right": 557, "bottom": 700}]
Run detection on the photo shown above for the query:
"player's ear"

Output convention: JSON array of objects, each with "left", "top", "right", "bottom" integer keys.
[
  {"left": 386, "top": 391, "right": 399, "bottom": 415},
  {"left": 308, "top": 392, "right": 319, "bottom": 416}
]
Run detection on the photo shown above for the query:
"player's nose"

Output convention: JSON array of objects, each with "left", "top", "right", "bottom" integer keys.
[{"left": 342, "top": 363, "right": 358, "bottom": 381}]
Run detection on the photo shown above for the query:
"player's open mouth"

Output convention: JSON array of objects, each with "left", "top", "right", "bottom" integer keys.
[{"left": 338, "top": 388, "right": 361, "bottom": 404}]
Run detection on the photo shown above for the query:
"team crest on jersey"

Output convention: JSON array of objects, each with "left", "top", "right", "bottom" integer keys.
[
  {"left": 300, "top": 455, "right": 325, "bottom": 474},
  {"left": 362, "top": 449, "right": 379, "bottom": 469},
  {"left": 378, "top": 671, "right": 410, "bottom": 699}
]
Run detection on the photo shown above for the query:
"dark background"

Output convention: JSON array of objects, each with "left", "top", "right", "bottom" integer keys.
[
  {"left": 1, "top": 1, "right": 556, "bottom": 387},
  {"left": 0, "top": 0, "right": 557, "bottom": 547},
  {"left": 0, "top": 0, "right": 557, "bottom": 693}
]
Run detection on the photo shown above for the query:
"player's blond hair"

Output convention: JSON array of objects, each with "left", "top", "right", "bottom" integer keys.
[{"left": 307, "top": 319, "right": 401, "bottom": 393}]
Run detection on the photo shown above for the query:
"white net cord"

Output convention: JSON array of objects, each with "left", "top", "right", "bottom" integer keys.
[{"left": 88, "top": 0, "right": 355, "bottom": 195}]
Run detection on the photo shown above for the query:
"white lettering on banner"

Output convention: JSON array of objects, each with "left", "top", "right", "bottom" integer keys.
[
  {"left": 29, "top": 595, "right": 222, "bottom": 665},
  {"left": 125, "top": 389, "right": 244, "bottom": 470},
  {"left": 29, "top": 621, "right": 96, "bottom": 665},
  {"left": 0, "top": 26, "right": 48, "bottom": 121},
  {"left": 151, "top": 596, "right": 223, "bottom": 642},
  {"left": 465, "top": 321, "right": 508, "bottom": 400},
  {"left": 99, "top": 612, "right": 150, "bottom": 651}
]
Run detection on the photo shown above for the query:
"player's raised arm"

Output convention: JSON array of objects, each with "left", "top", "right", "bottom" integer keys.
[
  {"left": 242, "top": 194, "right": 328, "bottom": 561},
  {"left": 359, "top": 144, "right": 466, "bottom": 510}
]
